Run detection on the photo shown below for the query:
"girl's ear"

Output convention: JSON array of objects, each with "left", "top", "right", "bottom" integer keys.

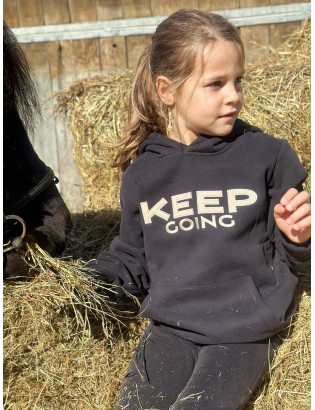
[{"left": 156, "top": 76, "right": 175, "bottom": 106}]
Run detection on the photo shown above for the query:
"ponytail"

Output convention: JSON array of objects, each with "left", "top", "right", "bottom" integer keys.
[{"left": 114, "top": 45, "right": 168, "bottom": 171}]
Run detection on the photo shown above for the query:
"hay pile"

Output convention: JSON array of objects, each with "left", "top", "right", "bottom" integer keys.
[
  {"left": 240, "top": 19, "right": 311, "bottom": 190},
  {"left": 3, "top": 21, "right": 310, "bottom": 409},
  {"left": 245, "top": 268, "right": 310, "bottom": 409},
  {"left": 3, "top": 243, "right": 146, "bottom": 409},
  {"left": 54, "top": 71, "right": 134, "bottom": 212}
]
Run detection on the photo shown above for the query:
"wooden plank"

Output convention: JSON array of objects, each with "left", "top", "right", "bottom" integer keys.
[
  {"left": 199, "top": 0, "right": 239, "bottom": 12},
  {"left": 100, "top": 37, "right": 127, "bottom": 71},
  {"left": 69, "top": 0, "right": 97, "bottom": 22},
  {"left": 122, "top": 0, "right": 152, "bottom": 18},
  {"left": 151, "top": 0, "right": 198, "bottom": 16},
  {"left": 270, "top": 0, "right": 309, "bottom": 4},
  {"left": 20, "top": 42, "right": 60, "bottom": 175},
  {"left": 126, "top": 34, "right": 151, "bottom": 70},
  {"left": 240, "top": 24, "right": 270, "bottom": 62},
  {"left": 48, "top": 41, "right": 76, "bottom": 90},
  {"left": 22, "top": 41, "right": 83, "bottom": 211},
  {"left": 73, "top": 38, "right": 102, "bottom": 78},
  {"left": 269, "top": 21, "right": 300, "bottom": 48},
  {"left": 240, "top": 0, "right": 269, "bottom": 62},
  {"left": 54, "top": 120, "right": 83, "bottom": 212},
  {"left": 43, "top": 0, "right": 70, "bottom": 25},
  {"left": 46, "top": 40, "right": 83, "bottom": 211},
  {"left": 3, "top": 0, "right": 19, "bottom": 28},
  {"left": 239, "top": 0, "right": 269, "bottom": 7},
  {"left": 96, "top": 0, "right": 124, "bottom": 20},
  {"left": 17, "top": 0, "right": 43, "bottom": 26},
  {"left": 13, "top": 3, "right": 311, "bottom": 43}
]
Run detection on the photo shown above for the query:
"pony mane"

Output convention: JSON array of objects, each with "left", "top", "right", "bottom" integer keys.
[{"left": 3, "top": 22, "right": 41, "bottom": 135}]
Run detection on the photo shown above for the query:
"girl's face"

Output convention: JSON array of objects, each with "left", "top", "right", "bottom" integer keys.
[{"left": 170, "top": 40, "right": 244, "bottom": 145}]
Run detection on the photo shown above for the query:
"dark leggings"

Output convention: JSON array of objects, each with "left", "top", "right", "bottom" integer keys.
[{"left": 117, "top": 322, "right": 280, "bottom": 410}]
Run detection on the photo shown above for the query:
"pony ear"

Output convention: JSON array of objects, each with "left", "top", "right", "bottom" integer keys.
[{"left": 155, "top": 76, "right": 175, "bottom": 106}]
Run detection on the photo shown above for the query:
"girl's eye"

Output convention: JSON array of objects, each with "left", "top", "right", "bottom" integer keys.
[
  {"left": 209, "top": 81, "right": 221, "bottom": 88},
  {"left": 236, "top": 76, "right": 243, "bottom": 83}
]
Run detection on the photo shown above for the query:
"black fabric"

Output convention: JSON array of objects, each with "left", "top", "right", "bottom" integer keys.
[
  {"left": 89, "top": 119, "right": 311, "bottom": 344},
  {"left": 117, "top": 322, "right": 281, "bottom": 410}
]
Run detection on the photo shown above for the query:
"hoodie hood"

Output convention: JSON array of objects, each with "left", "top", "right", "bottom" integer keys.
[{"left": 139, "top": 119, "right": 262, "bottom": 156}]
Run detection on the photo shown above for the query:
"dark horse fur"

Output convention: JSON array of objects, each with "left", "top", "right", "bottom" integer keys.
[{"left": 3, "top": 22, "right": 73, "bottom": 279}]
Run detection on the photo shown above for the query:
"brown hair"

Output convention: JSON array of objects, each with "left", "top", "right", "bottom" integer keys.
[{"left": 115, "top": 9, "right": 244, "bottom": 171}]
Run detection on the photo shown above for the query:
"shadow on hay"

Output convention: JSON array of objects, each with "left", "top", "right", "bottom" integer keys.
[{"left": 65, "top": 208, "right": 122, "bottom": 260}]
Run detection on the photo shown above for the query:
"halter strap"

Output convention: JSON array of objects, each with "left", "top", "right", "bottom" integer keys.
[{"left": 4, "top": 167, "right": 58, "bottom": 215}]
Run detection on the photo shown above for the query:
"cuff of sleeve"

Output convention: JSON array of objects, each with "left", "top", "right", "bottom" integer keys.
[
  {"left": 87, "top": 259, "right": 128, "bottom": 297},
  {"left": 276, "top": 228, "right": 311, "bottom": 268}
]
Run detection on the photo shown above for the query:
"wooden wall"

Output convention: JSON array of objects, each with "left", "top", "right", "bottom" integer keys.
[{"left": 3, "top": 0, "right": 309, "bottom": 211}]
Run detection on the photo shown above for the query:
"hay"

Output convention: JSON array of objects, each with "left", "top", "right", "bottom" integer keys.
[
  {"left": 3, "top": 242, "right": 146, "bottom": 409},
  {"left": 245, "top": 269, "right": 311, "bottom": 409},
  {"left": 53, "top": 71, "right": 134, "bottom": 212},
  {"left": 240, "top": 19, "right": 311, "bottom": 191},
  {"left": 4, "top": 21, "right": 311, "bottom": 409}
]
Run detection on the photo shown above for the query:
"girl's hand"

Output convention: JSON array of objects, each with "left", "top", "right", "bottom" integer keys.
[{"left": 274, "top": 188, "right": 311, "bottom": 244}]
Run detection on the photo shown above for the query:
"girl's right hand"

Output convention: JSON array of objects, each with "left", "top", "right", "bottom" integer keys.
[{"left": 274, "top": 188, "right": 311, "bottom": 244}]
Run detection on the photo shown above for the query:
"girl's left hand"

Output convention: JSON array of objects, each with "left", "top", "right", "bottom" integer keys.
[{"left": 274, "top": 188, "right": 311, "bottom": 244}]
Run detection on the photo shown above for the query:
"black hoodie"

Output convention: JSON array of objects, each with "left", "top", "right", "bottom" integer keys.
[{"left": 90, "top": 119, "right": 310, "bottom": 344}]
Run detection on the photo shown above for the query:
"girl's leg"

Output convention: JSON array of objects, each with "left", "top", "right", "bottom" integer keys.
[
  {"left": 116, "top": 323, "right": 198, "bottom": 410},
  {"left": 170, "top": 336, "right": 280, "bottom": 410},
  {"left": 117, "top": 325, "right": 198, "bottom": 410}
]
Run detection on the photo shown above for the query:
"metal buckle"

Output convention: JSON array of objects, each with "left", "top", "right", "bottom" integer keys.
[{"left": 3, "top": 215, "right": 27, "bottom": 253}]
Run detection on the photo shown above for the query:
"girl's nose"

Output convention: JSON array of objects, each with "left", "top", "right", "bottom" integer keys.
[{"left": 224, "top": 83, "right": 242, "bottom": 105}]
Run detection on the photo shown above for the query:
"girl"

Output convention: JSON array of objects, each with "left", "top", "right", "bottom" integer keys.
[{"left": 89, "top": 9, "right": 311, "bottom": 409}]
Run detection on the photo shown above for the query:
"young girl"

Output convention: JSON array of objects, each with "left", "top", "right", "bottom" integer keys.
[{"left": 89, "top": 9, "right": 311, "bottom": 409}]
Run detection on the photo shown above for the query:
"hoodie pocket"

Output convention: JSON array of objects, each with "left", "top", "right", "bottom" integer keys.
[{"left": 141, "top": 275, "right": 284, "bottom": 343}]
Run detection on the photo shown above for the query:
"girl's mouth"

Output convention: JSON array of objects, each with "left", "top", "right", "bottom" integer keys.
[{"left": 219, "top": 112, "right": 237, "bottom": 121}]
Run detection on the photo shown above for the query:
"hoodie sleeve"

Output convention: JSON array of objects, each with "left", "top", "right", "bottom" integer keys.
[
  {"left": 88, "top": 172, "right": 150, "bottom": 296},
  {"left": 267, "top": 139, "right": 311, "bottom": 269}
]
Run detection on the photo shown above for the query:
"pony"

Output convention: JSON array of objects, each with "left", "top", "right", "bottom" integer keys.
[{"left": 3, "top": 22, "right": 73, "bottom": 279}]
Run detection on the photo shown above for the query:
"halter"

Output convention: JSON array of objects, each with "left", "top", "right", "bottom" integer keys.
[{"left": 3, "top": 167, "right": 59, "bottom": 253}]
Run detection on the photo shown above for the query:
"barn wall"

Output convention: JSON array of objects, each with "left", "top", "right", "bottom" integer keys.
[{"left": 3, "top": 0, "right": 310, "bottom": 211}]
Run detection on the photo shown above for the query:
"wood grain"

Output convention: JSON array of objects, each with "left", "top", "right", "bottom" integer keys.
[
  {"left": 69, "top": 0, "right": 97, "bottom": 22},
  {"left": 100, "top": 37, "right": 127, "bottom": 71},
  {"left": 3, "top": 0, "right": 19, "bottom": 27},
  {"left": 96, "top": 0, "right": 124, "bottom": 20},
  {"left": 151, "top": 0, "right": 198, "bottom": 16},
  {"left": 17, "top": 0, "right": 43, "bottom": 26},
  {"left": 126, "top": 34, "right": 151, "bottom": 70},
  {"left": 240, "top": 25, "right": 270, "bottom": 62},
  {"left": 74, "top": 38, "right": 101, "bottom": 77},
  {"left": 43, "top": 0, "right": 70, "bottom": 24}
]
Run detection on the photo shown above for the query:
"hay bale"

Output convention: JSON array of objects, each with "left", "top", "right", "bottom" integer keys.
[
  {"left": 240, "top": 19, "right": 311, "bottom": 190},
  {"left": 54, "top": 70, "right": 134, "bottom": 212}
]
